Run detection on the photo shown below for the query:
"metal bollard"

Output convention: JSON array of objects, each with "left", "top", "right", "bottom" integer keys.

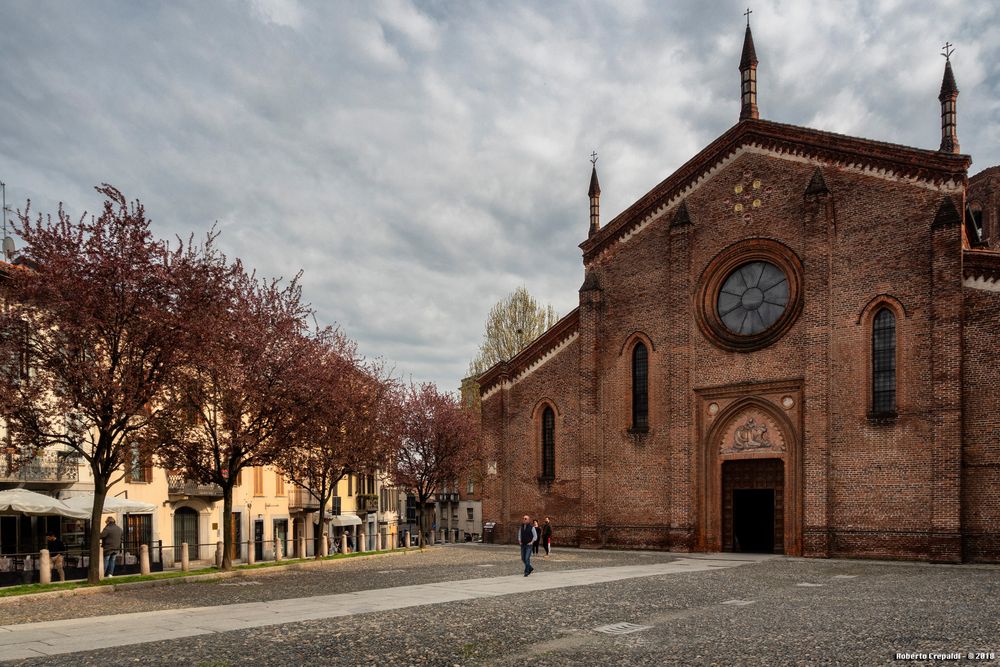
[
  {"left": 39, "top": 549, "right": 51, "bottom": 585},
  {"left": 140, "top": 544, "right": 150, "bottom": 576},
  {"left": 274, "top": 537, "right": 283, "bottom": 561},
  {"left": 340, "top": 533, "right": 348, "bottom": 554},
  {"left": 247, "top": 540, "right": 255, "bottom": 565},
  {"left": 181, "top": 543, "right": 189, "bottom": 572},
  {"left": 215, "top": 541, "right": 224, "bottom": 568}
]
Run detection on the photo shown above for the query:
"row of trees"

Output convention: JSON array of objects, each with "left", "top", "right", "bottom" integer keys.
[{"left": 0, "top": 185, "right": 477, "bottom": 582}]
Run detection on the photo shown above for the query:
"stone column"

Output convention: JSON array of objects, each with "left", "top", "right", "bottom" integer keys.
[
  {"left": 39, "top": 549, "right": 51, "bottom": 585},
  {"left": 180, "top": 543, "right": 189, "bottom": 572},
  {"left": 215, "top": 541, "right": 224, "bottom": 568},
  {"left": 139, "top": 544, "right": 150, "bottom": 576},
  {"left": 274, "top": 537, "right": 283, "bottom": 561}
]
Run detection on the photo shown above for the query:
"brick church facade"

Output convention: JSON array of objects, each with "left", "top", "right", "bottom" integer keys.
[{"left": 476, "top": 24, "right": 1000, "bottom": 562}]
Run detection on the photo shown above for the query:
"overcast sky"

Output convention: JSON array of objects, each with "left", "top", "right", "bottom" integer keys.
[{"left": 1, "top": 0, "right": 997, "bottom": 392}]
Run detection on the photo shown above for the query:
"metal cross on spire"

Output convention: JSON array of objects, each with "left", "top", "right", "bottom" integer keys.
[
  {"left": 590, "top": 151, "right": 598, "bottom": 166},
  {"left": 744, "top": 7, "right": 752, "bottom": 27},
  {"left": 941, "top": 42, "right": 955, "bottom": 61}
]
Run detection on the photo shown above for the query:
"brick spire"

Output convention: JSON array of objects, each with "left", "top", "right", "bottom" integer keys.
[
  {"left": 588, "top": 153, "right": 601, "bottom": 237},
  {"left": 938, "top": 44, "right": 959, "bottom": 153},
  {"left": 739, "top": 10, "right": 759, "bottom": 121}
]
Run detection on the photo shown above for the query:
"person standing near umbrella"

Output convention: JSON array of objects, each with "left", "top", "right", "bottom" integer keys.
[
  {"left": 100, "top": 517, "right": 122, "bottom": 577},
  {"left": 46, "top": 533, "right": 66, "bottom": 582}
]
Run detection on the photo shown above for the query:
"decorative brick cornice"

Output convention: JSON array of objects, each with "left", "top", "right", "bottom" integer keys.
[
  {"left": 478, "top": 308, "right": 580, "bottom": 398},
  {"left": 963, "top": 249, "right": 1000, "bottom": 291},
  {"left": 580, "top": 119, "right": 970, "bottom": 265}
]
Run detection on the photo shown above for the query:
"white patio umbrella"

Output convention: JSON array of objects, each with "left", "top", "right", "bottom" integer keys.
[
  {"left": 0, "top": 488, "right": 91, "bottom": 519},
  {"left": 63, "top": 494, "right": 156, "bottom": 514}
]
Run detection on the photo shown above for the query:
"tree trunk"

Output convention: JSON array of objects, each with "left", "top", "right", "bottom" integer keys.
[
  {"left": 88, "top": 473, "right": 108, "bottom": 584},
  {"left": 316, "top": 493, "right": 327, "bottom": 558},
  {"left": 417, "top": 500, "right": 425, "bottom": 550},
  {"left": 221, "top": 484, "right": 233, "bottom": 570}
]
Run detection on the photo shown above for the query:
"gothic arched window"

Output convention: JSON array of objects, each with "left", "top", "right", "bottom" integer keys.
[
  {"left": 631, "top": 342, "right": 649, "bottom": 431},
  {"left": 541, "top": 406, "right": 555, "bottom": 480},
  {"left": 872, "top": 308, "right": 896, "bottom": 415}
]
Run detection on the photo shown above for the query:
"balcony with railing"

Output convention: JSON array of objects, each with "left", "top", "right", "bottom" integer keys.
[
  {"left": 287, "top": 486, "right": 320, "bottom": 512},
  {"left": 0, "top": 452, "right": 80, "bottom": 485},
  {"left": 436, "top": 492, "right": 459, "bottom": 503},
  {"left": 357, "top": 494, "right": 378, "bottom": 513},
  {"left": 167, "top": 473, "right": 223, "bottom": 499}
]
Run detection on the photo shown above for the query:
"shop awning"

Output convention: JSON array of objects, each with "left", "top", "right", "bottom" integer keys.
[
  {"left": 328, "top": 514, "right": 362, "bottom": 527},
  {"left": 0, "top": 488, "right": 91, "bottom": 519},
  {"left": 63, "top": 493, "right": 156, "bottom": 514}
]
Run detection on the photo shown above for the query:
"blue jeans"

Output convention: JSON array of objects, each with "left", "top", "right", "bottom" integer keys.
[
  {"left": 104, "top": 551, "right": 117, "bottom": 577},
  {"left": 520, "top": 544, "right": 533, "bottom": 574}
]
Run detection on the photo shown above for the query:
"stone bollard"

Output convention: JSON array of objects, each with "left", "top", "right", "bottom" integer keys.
[
  {"left": 358, "top": 533, "right": 366, "bottom": 553},
  {"left": 39, "top": 549, "right": 51, "bottom": 585},
  {"left": 440, "top": 529, "right": 446, "bottom": 544},
  {"left": 247, "top": 541, "right": 255, "bottom": 565},
  {"left": 180, "top": 543, "right": 189, "bottom": 572},
  {"left": 140, "top": 544, "right": 150, "bottom": 576},
  {"left": 215, "top": 541, "right": 224, "bottom": 568},
  {"left": 373, "top": 532, "right": 380, "bottom": 551},
  {"left": 274, "top": 537, "right": 283, "bottom": 561},
  {"left": 99, "top": 545, "right": 105, "bottom": 579},
  {"left": 405, "top": 532, "right": 411, "bottom": 548},
  {"left": 429, "top": 530, "right": 435, "bottom": 546},
  {"left": 320, "top": 532, "right": 328, "bottom": 557},
  {"left": 297, "top": 535, "right": 306, "bottom": 560},
  {"left": 340, "top": 533, "right": 348, "bottom": 555}
]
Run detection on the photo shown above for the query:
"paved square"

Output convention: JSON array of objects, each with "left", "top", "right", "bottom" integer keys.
[{"left": 1, "top": 545, "right": 996, "bottom": 665}]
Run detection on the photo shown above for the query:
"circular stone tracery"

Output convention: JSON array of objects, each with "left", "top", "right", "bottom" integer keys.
[
  {"left": 717, "top": 261, "right": 789, "bottom": 335},
  {"left": 695, "top": 238, "right": 803, "bottom": 353}
]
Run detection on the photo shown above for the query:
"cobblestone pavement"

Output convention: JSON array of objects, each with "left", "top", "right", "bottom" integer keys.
[{"left": 6, "top": 546, "right": 999, "bottom": 666}]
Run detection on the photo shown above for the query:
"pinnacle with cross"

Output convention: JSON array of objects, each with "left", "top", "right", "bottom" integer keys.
[
  {"left": 590, "top": 151, "right": 598, "bottom": 166},
  {"left": 744, "top": 7, "right": 752, "bottom": 27},
  {"left": 941, "top": 42, "right": 954, "bottom": 61}
]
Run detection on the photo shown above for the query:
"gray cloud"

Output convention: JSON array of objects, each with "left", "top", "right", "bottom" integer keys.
[{"left": 1, "top": 0, "right": 996, "bottom": 391}]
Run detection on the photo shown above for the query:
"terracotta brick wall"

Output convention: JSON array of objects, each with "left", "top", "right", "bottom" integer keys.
[{"left": 479, "top": 130, "right": 990, "bottom": 562}]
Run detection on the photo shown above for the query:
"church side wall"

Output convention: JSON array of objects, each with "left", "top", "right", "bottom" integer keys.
[
  {"left": 480, "top": 338, "right": 581, "bottom": 545},
  {"left": 961, "top": 285, "right": 1000, "bottom": 562}
]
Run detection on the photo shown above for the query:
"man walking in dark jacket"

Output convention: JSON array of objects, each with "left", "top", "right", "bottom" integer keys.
[{"left": 517, "top": 514, "right": 536, "bottom": 576}]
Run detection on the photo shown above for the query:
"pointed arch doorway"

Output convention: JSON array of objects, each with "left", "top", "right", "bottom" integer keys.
[{"left": 696, "top": 386, "right": 803, "bottom": 556}]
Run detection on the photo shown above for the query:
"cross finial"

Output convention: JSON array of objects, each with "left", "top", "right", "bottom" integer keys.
[
  {"left": 744, "top": 7, "right": 752, "bottom": 27},
  {"left": 590, "top": 151, "right": 598, "bottom": 166},
  {"left": 941, "top": 42, "right": 954, "bottom": 61}
]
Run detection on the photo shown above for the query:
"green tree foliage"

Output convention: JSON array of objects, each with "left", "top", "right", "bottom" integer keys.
[{"left": 467, "top": 286, "right": 557, "bottom": 377}]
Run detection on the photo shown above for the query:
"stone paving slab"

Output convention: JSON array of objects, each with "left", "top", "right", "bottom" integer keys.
[{"left": 0, "top": 556, "right": 751, "bottom": 661}]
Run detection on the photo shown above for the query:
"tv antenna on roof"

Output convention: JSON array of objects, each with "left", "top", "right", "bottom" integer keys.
[{"left": 1, "top": 181, "right": 15, "bottom": 261}]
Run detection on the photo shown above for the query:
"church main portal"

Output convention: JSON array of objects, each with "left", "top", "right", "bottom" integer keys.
[{"left": 722, "top": 458, "right": 784, "bottom": 553}]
